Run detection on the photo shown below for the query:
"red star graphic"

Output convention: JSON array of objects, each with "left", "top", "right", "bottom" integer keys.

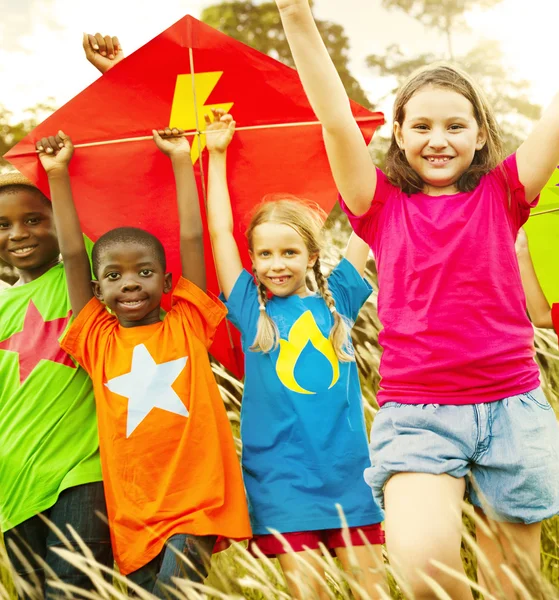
[{"left": 0, "top": 300, "right": 76, "bottom": 385}]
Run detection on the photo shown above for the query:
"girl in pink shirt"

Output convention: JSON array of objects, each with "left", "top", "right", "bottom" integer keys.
[{"left": 275, "top": 1, "right": 559, "bottom": 598}]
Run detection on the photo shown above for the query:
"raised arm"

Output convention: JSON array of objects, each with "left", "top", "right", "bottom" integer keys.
[
  {"left": 275, "top": 0, "right": 376, "bottom": 215},
  {"left": 343, "top": 232, "right": 371, "bottom": 277},
  {"left": 205, "top": 110, "right": 243, "bottom": 300},
  {"left": 516, "top": 91, "right": 559, "bottom": 203},
  {"left": 153, "top": 128, "right": 206, "bottom": 291},
  {"left": 36, "top": 132, "right": 93, "bottom": 315},
  {"left": 515, "top": 228, "right": 553, "bottom": 328},
  {"left": 83, "top": 32, "right": 125, "bottom": 74}
]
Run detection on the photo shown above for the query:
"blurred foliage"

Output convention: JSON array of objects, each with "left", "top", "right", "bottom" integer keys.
[
  {"left": 0, "top": 100, "right": 55, "bottom": 172},
  {"left": 381, "top": 0, "right": 504, "bottom": 59},
  {"left": 201, "top": 1, "right": 373, "bottom": 108}
]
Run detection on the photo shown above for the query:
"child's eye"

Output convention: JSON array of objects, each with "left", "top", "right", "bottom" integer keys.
[
  {"left": 106, "top": 272, "right": 120, "bottom": 280},
  {"left": 413, "top": 124, "right": 429, "bottom": 131},
  {"left": 449, "top": 124, "right": 464, "bottom": 131},
  {"left": 26, "top": 217, "right": 41, "bottom": 225},
  {"left": 0, "top": 222, "right": 10, "bottom": 230},
  {"left": 139, "top": 269, "right": 153, "bottom": 277},
  {"left": 260, "top": 251, "right": 270, "bottom": 257},
  {"left": 284, "top": 250, "right": 296, "bottom": 256}
]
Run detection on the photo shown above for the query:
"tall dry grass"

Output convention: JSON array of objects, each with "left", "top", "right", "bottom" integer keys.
[{"left": 1, "top": 223, "right": 558, "bottom": 598}]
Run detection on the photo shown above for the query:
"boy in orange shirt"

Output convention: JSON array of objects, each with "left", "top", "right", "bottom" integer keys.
[{"left": 36, "top": 128, "right": 251, "bottom": 595}]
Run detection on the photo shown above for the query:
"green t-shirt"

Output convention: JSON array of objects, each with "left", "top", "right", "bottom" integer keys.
[{"left": 0, "top": 262, "right": 102, "bottom": 532}]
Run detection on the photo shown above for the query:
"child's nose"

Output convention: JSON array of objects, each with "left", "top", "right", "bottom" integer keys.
[
  {"left": 9, "top": 224, "right": 30, "bottom": 240},
  {"left": 271, "top": 256, "right": 285, "bottom": 270},
  {"left": 428, "top": 129, "right": 448, "bottom": 149},
  {"left": 121, "top": 279, "right": 141, "bottom": 291}
]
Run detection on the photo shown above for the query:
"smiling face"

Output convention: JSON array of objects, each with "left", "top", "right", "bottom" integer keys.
[
  {"left": 394, "top": 86, "right": 487, "bottom": 196},
  {"left": 249, "top": 221, "right": 317, "bottom": 298},
  {"left": 93, "top": 241, "right": 172, "bottom": 327},
  {"left": 0, "top": 188, "right": 60, "bottom": 283}
]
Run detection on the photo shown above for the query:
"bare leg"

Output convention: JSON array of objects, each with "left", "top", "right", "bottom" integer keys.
[
  {"left": 384, "top": 472, "right": 474, "bottom": 600},
  {"left": 278, "top": 549, "right": 331, "bottom": 599},
  {"left": 475, "top": 507, "right": 542, "bottom": 599},
  {"left": 335, "top": 543, "right": 386, "bottom": 599}
]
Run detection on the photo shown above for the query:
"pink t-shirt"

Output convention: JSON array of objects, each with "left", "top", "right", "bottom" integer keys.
[
  {"left": 552, "top": 304, "right": 559, "bottom": 340},
  {"left": 342, "top": 154, "right": 540, "bottom": 406}
]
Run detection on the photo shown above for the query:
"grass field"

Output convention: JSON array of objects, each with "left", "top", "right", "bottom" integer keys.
[{"left": 1, "top": 237, "right": 558, "bottom": 599}]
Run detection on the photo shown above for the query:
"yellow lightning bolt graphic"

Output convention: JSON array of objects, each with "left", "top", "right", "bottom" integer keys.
[
  {"left": 276, "top": 311, "right": 340, "bottom": 395},
  {"left": 169, "top": 72, "right": 234, "bottom": 164}
]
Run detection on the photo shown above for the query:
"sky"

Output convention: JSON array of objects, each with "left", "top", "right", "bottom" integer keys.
[{"left": 1, "top": 0, "right": 557, "bottom": 139}]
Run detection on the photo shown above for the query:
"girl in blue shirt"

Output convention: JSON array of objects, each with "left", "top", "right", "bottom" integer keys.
[{"left": 206, "top": 109, "right": 384, "bottom": 600}]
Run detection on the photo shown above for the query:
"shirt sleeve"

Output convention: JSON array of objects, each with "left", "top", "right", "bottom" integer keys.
[
  {"left": 170, "top": 278, "right": 227, "bottom": 349},
  {"left": 552, "top": 304, "right": 559, "bottom": 337},
  {"left": 493, "top": 154, "right": 539, "bottom": 229},
  {"left": 221, "top": 270, "right": 260, "bottom": 341},
  {"left": 327, "top": 258, "right": 373, "bottom": 322},
  {"left": 338, "top": 167, "right": 393, "bottom": 248},
  {"left": 60, "top": 297, "right": 115, "bottom": 375}
]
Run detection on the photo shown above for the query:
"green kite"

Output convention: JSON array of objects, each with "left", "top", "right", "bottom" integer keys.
[{"left": 524, "top": 166, "right": 559, "bottom": 303}]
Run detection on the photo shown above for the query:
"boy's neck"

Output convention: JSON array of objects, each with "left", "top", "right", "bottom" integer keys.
[
  {"left": 116, "top": 305, "right": 163, "bottom": 328},
  {"left": 13, "top": 257, "right": 61, "bottom": 286}
]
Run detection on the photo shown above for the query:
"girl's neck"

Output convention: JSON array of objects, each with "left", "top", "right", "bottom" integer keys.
[
  {"left": 270, "top": 287, "right": 316, "bottom": 300},
  {"left": 421, "top": 184, "right": 460, "bottom": 196}
]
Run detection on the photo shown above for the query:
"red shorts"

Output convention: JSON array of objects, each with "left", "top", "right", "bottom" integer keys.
[{"left": 250, "top": 524, "right": 385, "bottom": 557}]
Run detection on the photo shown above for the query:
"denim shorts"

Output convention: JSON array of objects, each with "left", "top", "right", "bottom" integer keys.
[{"left": 365, "top": 388, "right": 559, "bottom": 524}]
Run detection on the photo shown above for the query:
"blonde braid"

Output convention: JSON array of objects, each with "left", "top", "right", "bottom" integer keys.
[
  {"left": 313, "top": 258, "right": 354, "bottom": 362},
  {"left": 250, "top": 277, "right": 280, "bottom": 353}
]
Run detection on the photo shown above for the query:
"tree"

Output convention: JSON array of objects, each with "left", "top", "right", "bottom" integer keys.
[
  {"left": 0, "top": 101, "right": 55, "bottom": 172},
  {"left": 201, "top": 1, "right": 372, "bottom": 108},
  {"left": 366, "top": 0, "right": 541, "bottom": 155},
  {"left": 382, "top": 0, "right": 503, "bottom": 60}
]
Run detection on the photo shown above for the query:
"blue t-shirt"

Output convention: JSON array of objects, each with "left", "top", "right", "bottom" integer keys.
[{"left": 224, "top": 258, "right": 383, "bottom": 534}]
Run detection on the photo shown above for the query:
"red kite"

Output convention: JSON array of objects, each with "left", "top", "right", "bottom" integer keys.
[{"left": 5, "top": 15, "right": 384, "bottom": 376}]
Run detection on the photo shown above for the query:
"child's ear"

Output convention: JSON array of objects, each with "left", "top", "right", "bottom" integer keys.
[
  {"left": 248, "top": 249, "right": 254, "bottom": 262},
  {"left": 476, "top": 128, "right": 487, "bottom": 151},
  {"left": 91, "top": 280, "right": 103, "bottom": 301},
  {"left": 307, "top": 252, "right": 319, "bottom": 269},
  {"left": 394, "top": 122, "right": 404, "bottom": 150},
  {"left": 163, "top": 272, "right": 173, "bottom": 294}
]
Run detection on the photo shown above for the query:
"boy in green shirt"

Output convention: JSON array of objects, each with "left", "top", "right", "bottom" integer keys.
[
  {"left": 0, "top": 173, "right": 112, "bottom": 597},
  {"left": 1, "top": 32, "right": 124, "bottom": 596}
]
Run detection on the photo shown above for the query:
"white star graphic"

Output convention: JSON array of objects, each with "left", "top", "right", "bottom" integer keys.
[{"left": 105, "top": 344, "right": 189, "bottom": 437}]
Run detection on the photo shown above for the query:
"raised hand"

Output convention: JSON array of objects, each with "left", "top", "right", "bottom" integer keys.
[
  {"left": 275, "top": 0, "right": 307, "bottom": 10},
  {"left": 36, "top": 131, "right": 74, "bottom": 175},
  {"left": 153, "top": 128, "right": 191, "bottom": 159},
  {"left": 83, "top": 32, "right": 124, "bottom": 74},
  {"left": 204, "top": 109, "right": 236, "bottom": 154}
]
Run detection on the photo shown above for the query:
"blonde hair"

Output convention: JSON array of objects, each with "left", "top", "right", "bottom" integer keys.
[
  {"left": 386, "top": 62, "right": 505, "bottom": 194},
  {"left": 246, "top": 195, "right": 354, "bottom": 362}
]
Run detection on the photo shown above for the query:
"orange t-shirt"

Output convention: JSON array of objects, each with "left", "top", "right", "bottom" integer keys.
[{"left": 61, "top": 278, "right": 251, "bottom": 574}]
